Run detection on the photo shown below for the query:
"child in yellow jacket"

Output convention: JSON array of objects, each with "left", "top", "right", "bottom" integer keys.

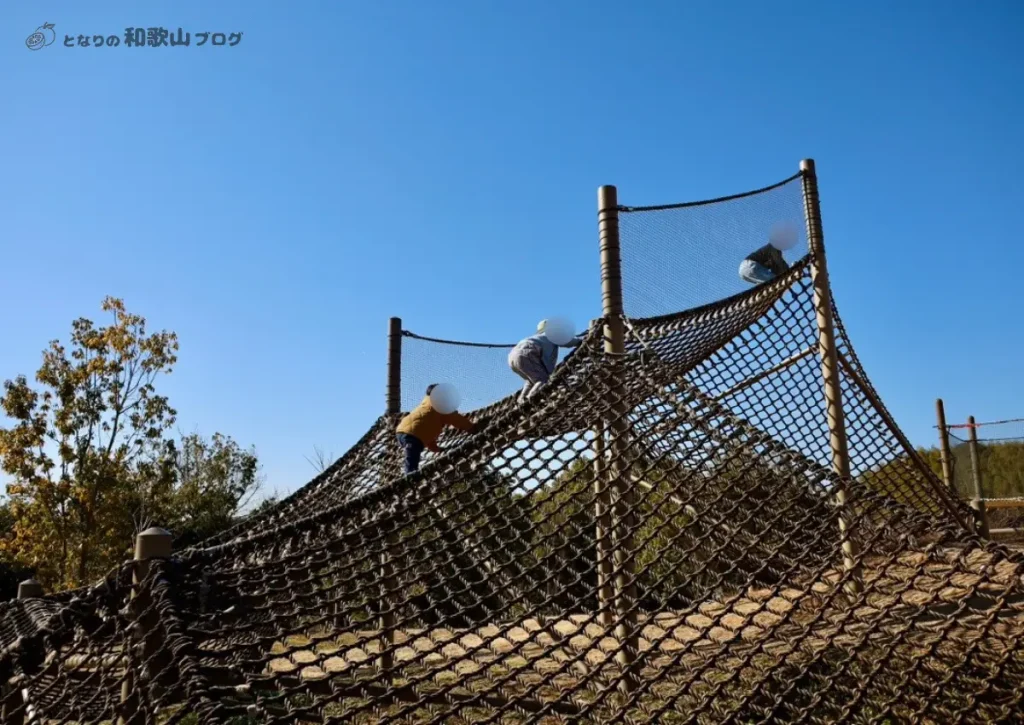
[{"left": 396, "top": 384, "right": 480, "bottom": 473}]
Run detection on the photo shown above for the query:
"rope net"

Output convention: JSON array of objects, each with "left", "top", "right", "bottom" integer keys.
[{"left": 3, "top": 180, "right": 1024, "bottom": 724}]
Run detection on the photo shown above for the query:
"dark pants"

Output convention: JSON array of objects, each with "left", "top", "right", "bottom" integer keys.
[{"left": 397, "top": 433, "right": 424, "bottom": 473}]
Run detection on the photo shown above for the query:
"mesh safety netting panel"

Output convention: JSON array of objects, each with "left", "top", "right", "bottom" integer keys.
[
  {"left": 399, "top": 332, "right": 518, "bottom": 414},
  {"left": 948, "top": 422, "right": 1024, "bottom": 534},
  {"left": 617, "top": 173, "right": 809, "bottom": 319},
  {"left": 399, "top": 330, "right": 591, "bottom": 415},
  {"left": 3, "top": 183, "right": 1024, "bottom": 724}
]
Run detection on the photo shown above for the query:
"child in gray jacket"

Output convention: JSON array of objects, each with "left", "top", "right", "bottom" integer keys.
[
  {"left": 508, "top": 320, "right": 584, "bottom": 403},
  {"left": 739, "top": 243, "right": 789, "bottom": 285}
]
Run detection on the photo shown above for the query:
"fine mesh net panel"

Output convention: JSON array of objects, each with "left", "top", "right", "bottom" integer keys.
[
  {"left": 400, "top": 329, "right": 584, "bottom": 414},
  {"left": 954, "top": 419, "right": 1024, "bottom": 444},
  {"left": 948, "top": 431, "right": 975, "bottom": 501},
  {"left": 4, "top": 174, "right": 1024, "bottom": 725},
  {"left": 618, "top": 173, "right": 809, "bottom": 318},
  {"left": 399, "top": 332, "right": 517, "bottom": 414},
  {"left": 948, "top": 422, "right": 1024, "bottom": 533}
]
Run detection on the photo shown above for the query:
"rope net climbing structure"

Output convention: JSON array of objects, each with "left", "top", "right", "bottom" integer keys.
[{"left": 2, "top": 172, "right": 1023, "bottom": 725}]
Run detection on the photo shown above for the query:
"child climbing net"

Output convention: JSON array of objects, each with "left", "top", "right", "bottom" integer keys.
[{"left": 739, "top": 221, "right": 800, "bottom": 286}]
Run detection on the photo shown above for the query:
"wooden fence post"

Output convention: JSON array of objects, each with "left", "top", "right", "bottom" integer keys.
[{"left": 967, "top": 416, "right": 990, "bottom": 538}]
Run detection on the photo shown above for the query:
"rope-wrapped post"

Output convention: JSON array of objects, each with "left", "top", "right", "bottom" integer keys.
[
  {"left": 936, "top": 398, "right": 956, "bottom": 493},
  {"left": 799, "top": 159, "right": 863, "bottom": 596},
  {"left": 378, "top": 317, "right": 402, "bottom": 674},
  {"left": 967, "top": 416, "right": 991, "bottom": 538},
  {"left": 386, "top": 317, "right": 402, "bottom": 416},
  {"left": 1, "top": 580, "right": 45, "bottom": 725},
  {"left": 119, "top": 527, "right": 172, "bottom": 725},
  {"left": 598, "top": 184, "right": 639, "bottom": 694}
]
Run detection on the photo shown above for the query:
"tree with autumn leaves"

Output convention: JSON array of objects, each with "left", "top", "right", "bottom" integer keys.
[{"left": 0, "top": 297, "right": 270, "bottom": 592}]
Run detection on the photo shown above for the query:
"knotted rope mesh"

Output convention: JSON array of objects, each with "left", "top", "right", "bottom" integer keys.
[{"left": 3, "top": 173, "right": 1024, "bottom": 724}]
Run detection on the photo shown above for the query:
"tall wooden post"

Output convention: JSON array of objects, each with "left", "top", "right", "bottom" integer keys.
[
  {"left": 935, "top": 398, "right": 956, "bottom": 494},
  {"left": 119, "top": 527, "right": 172, "bottom": 725},
  {"left": 1, "top": 580, "right": 45, "bottom": 725},
  {"left": 598, "top": 185, "right": 638, "bottom": 694},
  {"left": 967, "top": 416, "right": 990, "bottom": 539},
  {"left": 378, "top": 317, "right": 402, "bottom": 674},
  {"left": 386, "top": 317, "right": 402, "bottom": 417},
  {"left": 799, "top": 159, "right": 862, "bottom": 596}
]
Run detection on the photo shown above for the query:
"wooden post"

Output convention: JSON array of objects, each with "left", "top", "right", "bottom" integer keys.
[
  {"left": 2, "top": 581, "right": 45, "bottom": 725},
  {"left": 16, "top": 579, "right": 43, "bottom": 599},
  {"left": 935, "top": 398, "right": 956, "bottom": 494},
  {"left": 967, "top": 416, "right": 990, "bottom": 539},
  {"left": 378, "top": 317, "right": 402, "bottom": 674},
  {"left": 386, "top": 317, "right": 402, "bottom": 417},
  {"left": 592, "top": 426, "right": 614, "bottom": 627},
  {"left": 799, "top": 159, "right": 862, "bottom": 596},
  {"left": 598, "top": 184, "right": 638, "bottom": 693},
  {"left": 119, "top": 527, "right": 172, "bottom": 725}
]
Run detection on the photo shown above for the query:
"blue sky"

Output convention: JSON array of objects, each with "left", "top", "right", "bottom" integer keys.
[{"left": 1, "top": 1, "right": 1022, "bottom": 501}]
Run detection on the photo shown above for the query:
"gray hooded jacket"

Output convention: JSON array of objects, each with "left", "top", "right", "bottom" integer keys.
[{"left": 513, "top": 333, "right": 584, "bottom": 375}]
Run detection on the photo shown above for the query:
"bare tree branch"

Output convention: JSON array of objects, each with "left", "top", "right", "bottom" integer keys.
[{"left": 304, "top": 445, "right": 336, "bottom": 474}]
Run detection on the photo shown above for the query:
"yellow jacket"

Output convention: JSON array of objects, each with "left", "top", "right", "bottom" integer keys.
[{"left": 396, "top": 397, "right": 476, "bottom": 451}]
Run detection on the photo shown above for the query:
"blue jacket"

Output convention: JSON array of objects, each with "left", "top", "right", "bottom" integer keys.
[{"left": 517, "top": 333, "right": 584, "bottom": 375}]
